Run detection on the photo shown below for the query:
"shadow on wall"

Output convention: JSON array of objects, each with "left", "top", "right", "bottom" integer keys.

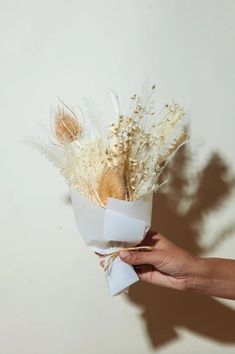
[{"left": 127, "top": 146, "right": 235, "bottom": 348}]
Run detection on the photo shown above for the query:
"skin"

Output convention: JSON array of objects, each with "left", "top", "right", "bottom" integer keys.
[{"left": 106, "top": 232, "right": 235, "bottom": 300}]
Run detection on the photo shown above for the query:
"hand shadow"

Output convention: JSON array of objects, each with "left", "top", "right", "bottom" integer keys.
[{"left": 127, "top": 146, "right": 235, "bottom": 348}]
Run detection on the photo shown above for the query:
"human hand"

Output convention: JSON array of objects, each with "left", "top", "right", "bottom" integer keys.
[
  {"left": 120, "top": 232, "right": 198, "bottom": 291},
  {"left": 98, "top": 231, "right": 235, "bottom": 299}
]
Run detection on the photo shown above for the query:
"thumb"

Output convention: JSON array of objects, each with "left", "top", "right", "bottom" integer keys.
[{"left": 119, "top": 249, "right": 159, "bottom": 266}]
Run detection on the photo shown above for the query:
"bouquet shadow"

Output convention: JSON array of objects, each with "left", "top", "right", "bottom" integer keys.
[{"left": 127, "top": 146, "right": 235, "bottom": 348}]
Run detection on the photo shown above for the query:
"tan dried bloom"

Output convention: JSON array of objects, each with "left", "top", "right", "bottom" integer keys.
[
  {"left": 54, "top": 106, "right": 82, "bottom": 144},
  {"left": 98, "top": 167, "right": 126, "bottom": 205}
]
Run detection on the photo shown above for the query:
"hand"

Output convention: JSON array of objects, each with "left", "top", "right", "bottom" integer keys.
[
  {"left": 120, "top": 232, "right": 198, "bottom": 291},
  {"left": 98, "top": 231, "right": 235, "bottom": 299}
]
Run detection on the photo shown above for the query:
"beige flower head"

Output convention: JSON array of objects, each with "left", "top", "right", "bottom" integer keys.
[
  {"left": 54, "top": 106, "right": 82, "bottom": 144},
  {"left": 98, "top": 167, "right": 126, "bottom": 205}
]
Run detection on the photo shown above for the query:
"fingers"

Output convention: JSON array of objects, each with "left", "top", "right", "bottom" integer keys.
[
  {"left": 134, "top": 264, "right": 155, "bottom": 283},
  {"left": 152, "top": 233, "right": 174, "bottom": 250},
  {"left": 120, "top": 249, "right": 159, "bottom": 266},
  {"left": 137, "top": 230, "right": 160, "bottom": 247},
  {"left": 95, "top": 231, "right": 171, "bottom": 270},
  {"left": 137, "top": 231, "right": 169, "bottom": 250},
  {"left": 119, "top": 232, "right": 168, "bottom": 266}
]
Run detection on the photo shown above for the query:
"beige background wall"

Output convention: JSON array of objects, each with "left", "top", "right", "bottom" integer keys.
[{"left": 1, "top": 0, "right": 235, "bottom": 353}]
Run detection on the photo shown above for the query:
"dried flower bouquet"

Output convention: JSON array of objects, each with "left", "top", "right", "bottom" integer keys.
[
  {"left": 27, "top": 83, "right": 189, "bottom": 295},
  {"left": 27, "top": 84, "right": 188, "bottom": 206}
]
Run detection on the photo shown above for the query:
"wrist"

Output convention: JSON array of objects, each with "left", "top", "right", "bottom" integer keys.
[
  {"left": 186, "top": 256, "right": 211, "bottom": 294},
  {"left": 186, "top": 256, "right": 235, "bottom": 299}
]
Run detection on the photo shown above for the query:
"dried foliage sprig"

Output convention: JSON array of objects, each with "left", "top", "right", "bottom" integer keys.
[{"left": 26, "top": 84, "right": 189, "bottom": 207}]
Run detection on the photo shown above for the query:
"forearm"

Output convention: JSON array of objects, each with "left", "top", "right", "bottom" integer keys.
[{"left": 188, "top": 257, "right": 235, "bottom": 300}]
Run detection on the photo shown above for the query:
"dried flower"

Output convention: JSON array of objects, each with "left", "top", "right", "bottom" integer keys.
[
  {"left": 98, "top": 167, "right": 126, "bottom": 205},
  {"left": 54, "top": 106, "right": 82, "bottom": 144}
]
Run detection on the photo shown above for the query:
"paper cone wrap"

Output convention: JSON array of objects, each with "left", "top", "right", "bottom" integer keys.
[{"left": 69, "top": 186, "right": 152, "bottom": 296}]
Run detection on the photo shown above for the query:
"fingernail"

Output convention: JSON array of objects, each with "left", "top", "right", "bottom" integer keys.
[{"left": 120, "top": 251, "right": 130, "bottom": 259}]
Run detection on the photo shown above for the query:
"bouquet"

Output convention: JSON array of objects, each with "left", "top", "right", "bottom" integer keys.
[{"left": 27, "top": 83, "right": 189, "bottom": 295}]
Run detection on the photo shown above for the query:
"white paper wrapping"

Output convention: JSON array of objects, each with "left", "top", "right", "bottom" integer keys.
[{"left": 69, "top": 186, "right": 152, "bottom": 296}]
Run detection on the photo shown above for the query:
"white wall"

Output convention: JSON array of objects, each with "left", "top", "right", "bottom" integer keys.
[{"left": 1, "top": 1, "right": 235, "bottom": 353}]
